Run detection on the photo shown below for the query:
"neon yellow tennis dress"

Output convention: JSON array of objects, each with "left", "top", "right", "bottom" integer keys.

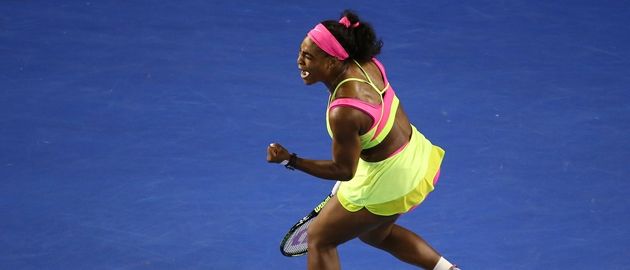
[{"left": 326, "top": 58, "right": 445, "bottom": 216}]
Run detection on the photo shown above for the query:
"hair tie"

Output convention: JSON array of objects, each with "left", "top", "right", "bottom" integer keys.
[{"left": 339, "top": 16, "right": 360, "bottom": 28}]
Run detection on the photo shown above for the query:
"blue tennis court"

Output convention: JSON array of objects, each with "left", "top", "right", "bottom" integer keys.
[{"left": 1, "top": 1, "right": 629, "bottom": 269}]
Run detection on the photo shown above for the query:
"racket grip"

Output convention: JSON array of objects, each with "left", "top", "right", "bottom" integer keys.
[{"left": 331, "top": 181, "right": 341, "bottom": 195}]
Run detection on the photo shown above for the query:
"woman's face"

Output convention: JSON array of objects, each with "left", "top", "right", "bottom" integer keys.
[{"left": 297, "top": 36, "right": 331, "bottom": 85}]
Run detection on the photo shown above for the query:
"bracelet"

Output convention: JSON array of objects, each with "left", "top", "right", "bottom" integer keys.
[{"left": 284, "top": 153, "right": 297, "bottom": 170}]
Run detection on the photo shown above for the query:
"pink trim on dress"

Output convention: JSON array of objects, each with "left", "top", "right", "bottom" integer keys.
[
  {"left": 371, "top": 89, "right": 394, "bottom": 140},
  {"left": 370, "top": 58, "right": 395, "bottom": 140},
  {"left": 386, "top": 140, "right": 409, "bottom": 158},
  {"left": 372, "top": 58, "right": 389, "bottom": 84},
  {"left": 433, "top": 169, "right": 441, "bottom": 185},
  {"left": 329, "top": 98, "right": 381, "bottom": 130},
  {"left": 406, "top": 169, "right": 442, "bottom": 213}
]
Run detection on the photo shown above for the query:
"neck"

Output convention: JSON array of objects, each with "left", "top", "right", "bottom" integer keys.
[{"left": 324, "top": 62, "right": 349, "bottom": 93}]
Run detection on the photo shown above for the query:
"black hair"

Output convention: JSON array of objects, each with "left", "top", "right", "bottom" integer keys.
[{"left": 322, "top": 10, "right": 383, "bottom": 63}]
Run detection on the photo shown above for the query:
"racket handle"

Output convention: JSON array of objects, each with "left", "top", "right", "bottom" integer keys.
[{"left": 331, "top": 181, "right": 341, "bottom": 195}]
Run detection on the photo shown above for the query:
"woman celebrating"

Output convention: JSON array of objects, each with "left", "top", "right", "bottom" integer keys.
[{"left": 267, "top": 10, "right": 460, "bottom": 270}]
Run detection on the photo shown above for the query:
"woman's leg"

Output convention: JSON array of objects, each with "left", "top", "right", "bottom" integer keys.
[
  {"left": 307, "top": 196, "right": 398, "bottom": 270},
  {"left": 359, "top": 221, "right": 442, "bottom": 269}
]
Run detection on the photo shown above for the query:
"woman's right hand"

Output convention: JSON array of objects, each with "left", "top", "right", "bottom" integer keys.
[{"left": 267, "top": 143, "right": 291, "bottom": 164}]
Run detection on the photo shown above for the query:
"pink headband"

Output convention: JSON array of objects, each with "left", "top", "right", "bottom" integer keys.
[{"left": 306, "top": 17, "right": 360, "bottom": 61}]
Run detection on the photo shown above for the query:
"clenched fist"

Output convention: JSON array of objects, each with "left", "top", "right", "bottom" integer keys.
[{"left": 267, "top": 143, "right": 291, "bottom": 163}]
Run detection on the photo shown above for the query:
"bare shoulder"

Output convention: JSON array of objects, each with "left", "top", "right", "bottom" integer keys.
[
  {"left": 328, "top": 101, "right": 372, "bottom": 136},
  {"left": 328, "top": 105, "right": 363, "bottom": 129},
  {"left": 332, "top": 79, "right": 362, "bottom": 99},
  {"left": 333, "top": 78, "right": 380, "bottom": 105}
]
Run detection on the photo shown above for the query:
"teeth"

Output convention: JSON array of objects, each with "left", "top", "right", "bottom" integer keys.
[{"left": 300, "top": 70, "right": 310, "bottom": 78}]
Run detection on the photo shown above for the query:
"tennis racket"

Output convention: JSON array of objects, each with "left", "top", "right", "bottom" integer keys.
[{"left": 280, "top": 181, "right": 341, "bottom": 257}]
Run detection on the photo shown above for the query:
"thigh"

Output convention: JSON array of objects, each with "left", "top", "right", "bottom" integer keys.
[
  {"left": 358, "top": 216, "right": 400, "bottom": 246},
  {"left": 308, "top": 195, "right": 399, "bottom": 246}
]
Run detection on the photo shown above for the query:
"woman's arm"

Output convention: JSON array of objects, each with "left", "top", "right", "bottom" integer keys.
[{"left": 267, "top": 106, "right": 365, "bottom": 181}]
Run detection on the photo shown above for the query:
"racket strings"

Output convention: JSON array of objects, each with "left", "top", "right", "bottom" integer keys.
[{"left": 282, "top": 218, "right": 315, "bottom": 255}]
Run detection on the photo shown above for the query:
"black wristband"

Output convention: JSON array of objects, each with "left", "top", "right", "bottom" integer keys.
[{"left": 285, "top": 153, "right": 297, "bottom": 170}]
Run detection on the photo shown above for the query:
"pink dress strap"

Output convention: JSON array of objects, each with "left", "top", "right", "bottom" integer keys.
[{"left": 372, "top": 58, "right": 390, "bottom": 86}]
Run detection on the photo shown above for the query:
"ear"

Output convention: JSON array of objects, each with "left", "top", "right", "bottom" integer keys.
[
  {"left": 326, "top": 57, "right": 340, "bottom": 70},
  {"left": 324, "top": 57, "right": 333, "bottom": 68}
]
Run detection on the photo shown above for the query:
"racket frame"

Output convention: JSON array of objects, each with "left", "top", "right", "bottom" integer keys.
[{"left": 279, "top": 181, "right": 340, "bottom": 257}]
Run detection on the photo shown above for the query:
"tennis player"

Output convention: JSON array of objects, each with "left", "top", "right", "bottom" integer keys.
[{"left": 267, "top": 10, "right": 460, "bottom": 270}]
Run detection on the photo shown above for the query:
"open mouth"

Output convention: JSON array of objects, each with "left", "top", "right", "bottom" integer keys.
[{"left": 298, "top": 65, "right": 311, "bottom": 79}]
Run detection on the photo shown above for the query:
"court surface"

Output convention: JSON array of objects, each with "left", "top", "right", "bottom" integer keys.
[{"left": 1, "top": 1, "right": 629, "bottom": 269}]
